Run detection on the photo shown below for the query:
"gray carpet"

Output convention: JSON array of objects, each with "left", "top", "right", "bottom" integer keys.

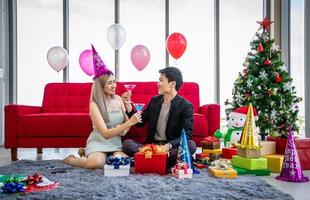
[{"left": 0, "top": 160, "right": 293, "bottom": 200}]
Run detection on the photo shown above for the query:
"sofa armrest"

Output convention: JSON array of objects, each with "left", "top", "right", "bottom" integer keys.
[
  {"left": 4, "top": 105, "right": 42, "bottom": 148},
  {"left": 200, "top": 104, "right": 220, "bottom": 136}
]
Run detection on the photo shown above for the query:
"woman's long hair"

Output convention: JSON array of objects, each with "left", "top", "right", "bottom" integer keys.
[{"left": 91, "top": 74, "right": 126, "bottom": 124}]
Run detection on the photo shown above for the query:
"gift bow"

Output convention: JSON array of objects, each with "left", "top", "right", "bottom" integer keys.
[
  {"left": 106, "top": 156, "right": 130, "bottom": 169},
  {"left": 23, "top": 172, "right": 43, "bottom": 185},
  {"left": 139, "top": 144, "right": 165, "bottom": 159},
  {"left": 1, "top": 177, "right": 25, "bottom": 194},
  {"left": 202, "top": 136, "right": 219, "bottom": 142},
  {"left": 174, "top": 162, "right": 189, "bottom": 174},
  {"left": 211, "top": 159, "right": 232, "bottom": 170}
]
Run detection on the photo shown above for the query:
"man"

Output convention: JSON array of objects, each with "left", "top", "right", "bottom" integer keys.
[{"left": 122, "top": 67, "right": 196, "bottom": 168}]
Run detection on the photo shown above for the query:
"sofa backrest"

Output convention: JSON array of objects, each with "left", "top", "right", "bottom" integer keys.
[
  {"left": 42, "top": 82, "right": 200, "bottom": 113},
  {"left": 116, "top": 82, "right": 200, "bottom": 113},
  {"left": 42, "top": 83, "right": 92, "bottom": 113}
]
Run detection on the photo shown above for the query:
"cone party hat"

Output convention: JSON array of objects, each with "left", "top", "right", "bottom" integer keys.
[
  {"left": 237, "top": 103, "right": 260, "bottom": 149},
  {"left": 91, "top": 44, "right": 113, "bottom": 79},
  {"left": 276, "top": 129, "right": 309, "bottom": 182}
]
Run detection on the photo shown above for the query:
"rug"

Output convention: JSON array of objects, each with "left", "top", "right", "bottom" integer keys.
[{"left": 0, "top": 160, "right": 293, "bottom": 200}]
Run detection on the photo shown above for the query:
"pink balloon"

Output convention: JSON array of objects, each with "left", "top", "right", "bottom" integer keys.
[
  {"left": 79, "top": 49, "right": 94, "bottom": 76},
  {"left": 130, "top": 45, "right": 150, "bottom": 71}
]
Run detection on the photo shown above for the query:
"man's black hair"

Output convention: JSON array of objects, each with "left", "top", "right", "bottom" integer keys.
[{"left": 158, "top": 67, "right": 183, "bottom": 91}]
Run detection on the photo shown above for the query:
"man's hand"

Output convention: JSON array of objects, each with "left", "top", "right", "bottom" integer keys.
[{"left": 163, "top": 143, "right": 172, "bottom": 152}]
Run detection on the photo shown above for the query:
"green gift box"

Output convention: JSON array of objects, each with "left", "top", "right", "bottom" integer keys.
[
  {"left": 233, "top": 166, "right": 270, "bottom": 176},
  {"left": 232, "top": 156, "right": 267, "bottom": 170}
]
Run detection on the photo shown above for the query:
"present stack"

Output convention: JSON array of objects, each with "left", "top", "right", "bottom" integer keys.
[
  {"left": 232, "top": 103, "right": 270, "bottom": 176},
  {"left": 208, "top": 159, "right": 237, "bottom": 178},
  {"left": 201, "top": 136, "right": 222, "bottom": 160},
  {"left": 134, "top": 144, "right": 167, "bottom": 175},
  {"left": 104, "top": 156, "right": 130, "bottom": 176}
]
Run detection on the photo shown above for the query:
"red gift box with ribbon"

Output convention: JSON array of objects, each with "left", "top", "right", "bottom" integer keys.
[{"left": 134, "top": 144, "right": 167, "bottom": 175}]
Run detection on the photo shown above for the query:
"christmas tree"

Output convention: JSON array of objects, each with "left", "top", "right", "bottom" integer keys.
[{"left": 225, "top": 17, "right": 301, "bottom": 139}]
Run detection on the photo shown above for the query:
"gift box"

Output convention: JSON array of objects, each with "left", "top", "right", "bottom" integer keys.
[
  {"left": 222, "top": 148, "right": 238, "bottom": 159},
  {"left": 208, "top": 167, "right": 237, "bottom": 179},
  {"left": 259, "top": 141, "right": 276, "bottom": 156},
  {"left": 171, "top": 168, "right": 193, "bottom": 179},
  {"left": 104, "top": 164, "right": 130, "bottom": 176},
  {"left": 232, "top": 156, "right": 267, "bottom": 170},
  {"left": 233, "top": 166, "right": 271, "bottom": 176},
  {"left": 202, "top": 141, "right": 220, "bottom": 150},
  {"left": 195, "top": 152, "right": 209, "bottom": 159},
  {"left": 267, "top": 136, "right": 310, "bottom": 170},
  {"left": 134, "top": 152, "right": 167, "bottom": 175},
  {"left": 237, "top": 148, "right": 260, "bottom": 158},
  {"left": 202, "top": 149, "right": 222, "bottom": 154},
  {"left": 295, "top": 138, "right": 310, "bottom": 170},
  {"left": 195, "top": 153, "right": 210, "bottom": 165},
  {"left": 267, "top": 136, "right": 288, "bottom": 154},
  {"left": 262, "top": 154, "right": 284, "bottom": 173}
]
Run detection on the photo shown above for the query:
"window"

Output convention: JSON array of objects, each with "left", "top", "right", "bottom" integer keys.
[
  {"left": 69, "top": 0, "right": 114, "bottom": 82},
  {"left": 290, "top": 0, "right": 305, "bottom": 133},
  {"left": 169, "top": 0, "right": 215, "bottom": 105},
  {"left": 220, "top": 0, "right": 263, "bottom": 117},
  {"left": 17, "top": 0, "right": 63, "bottom": 105},
  {"left": 120, "top": 0, "right": 165, "bottom": 82}
]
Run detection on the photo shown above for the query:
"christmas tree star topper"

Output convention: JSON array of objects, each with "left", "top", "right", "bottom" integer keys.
[{"left": 257, "top": 17, "right": 273, "bottom": 32}]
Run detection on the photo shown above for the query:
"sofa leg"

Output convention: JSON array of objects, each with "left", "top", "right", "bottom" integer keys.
[
  {"left": 11, "top": 148, "right": 18, "bottom": 161},
  {"left": 37, "top": 148, "right": 43, "bottom": 154}
]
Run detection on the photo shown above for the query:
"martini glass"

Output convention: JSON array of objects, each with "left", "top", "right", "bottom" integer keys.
[
  {"left": 124, "top": 84, "right": 136, "bottom": 103},
  {"left": 133, "top": 103, "right": 145, "bottom": 123},
  {"left": 133, "top": 103, "right": 145, "bottom": 113},
  {"left": 124, "top": 84, "right": 136, "bottom": 93}
]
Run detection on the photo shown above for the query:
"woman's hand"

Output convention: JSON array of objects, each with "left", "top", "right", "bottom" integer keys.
[
  {"left": 121, "top": 92, "right": 132, "bottom": 104},
  {"left": 128, "top": 112, "right": 142, "bottom": 126}
]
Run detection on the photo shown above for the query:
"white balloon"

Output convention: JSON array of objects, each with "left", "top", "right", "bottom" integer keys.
[
  {"left": 47, "top": 46, "right": 69, "bottom": 72},
  {"left": 107, "top": 24, "right": 126, "bottom": 50}
]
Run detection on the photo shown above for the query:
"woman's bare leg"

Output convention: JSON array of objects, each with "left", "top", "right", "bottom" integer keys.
[
  {"left": 113, "top": 151, "right": 128, "bottom": 157},
  {"left": 64, "top": 152, "right": 106, "bottom": 169}
]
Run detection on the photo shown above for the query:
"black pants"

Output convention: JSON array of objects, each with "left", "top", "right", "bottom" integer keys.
[{"left": 122, "top": 139, "right": 197, "bottom": 168}]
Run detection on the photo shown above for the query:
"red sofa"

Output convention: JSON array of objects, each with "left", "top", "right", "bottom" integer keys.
[{"left": 5, "top": 82, "right": 220, "bottom": 161}]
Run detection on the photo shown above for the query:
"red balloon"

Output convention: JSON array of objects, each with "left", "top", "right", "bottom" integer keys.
[{"left": 166, "top": 32, "right": 187, "bottom": 59}]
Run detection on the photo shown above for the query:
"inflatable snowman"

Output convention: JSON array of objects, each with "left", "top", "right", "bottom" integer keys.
[{"left": 214, "top": 106, "right": 258, "bottom": 147}]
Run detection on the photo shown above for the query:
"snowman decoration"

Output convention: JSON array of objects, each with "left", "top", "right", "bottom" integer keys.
[{"left": 214, "top": 106, "right": 258, "bottom": 147}]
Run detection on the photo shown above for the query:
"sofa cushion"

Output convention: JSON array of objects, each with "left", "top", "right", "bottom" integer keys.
[
  {"left": 42, "top": 83, "right": 92, "bottom": 113},
  {"left": 17, "top": 113, "right": 92, "bottom": 137},
  {"left": 192, "top": 113, "right": 208, "bottom": 136}
]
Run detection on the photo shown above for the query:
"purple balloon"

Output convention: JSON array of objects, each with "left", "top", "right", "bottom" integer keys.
[
  {"left": 79, "top": 49, "right": 94, "bottom": 76},
  {"left": 130, "top": 45, "right": 150, "bottom": 71}
]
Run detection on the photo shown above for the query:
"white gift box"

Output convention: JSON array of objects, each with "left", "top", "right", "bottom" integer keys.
[
  {"left": 171, "top": 168, "right": 193, "bottom": 179},
  {"left": 104, "top": 164, "right": 130, "bottom": 177}
]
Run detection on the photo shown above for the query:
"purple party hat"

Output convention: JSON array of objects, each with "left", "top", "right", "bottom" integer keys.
[
  {"left": 91, "top": 44, "right": 113, "bottom": 79},
  {"left": 276, "top": 129, "right": 309, "bottom": 182}
]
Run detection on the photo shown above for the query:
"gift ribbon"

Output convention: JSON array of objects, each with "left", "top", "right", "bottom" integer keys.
[
  {"left": 1, "top": 177, "right": 25, "bottom": 194},
  {"left": 202, "top": 136, "right": 219, "bottom": 143},
  {"left": 23, "top": 172, "right": 43, "bottom": 185},
  {"left": 106, "top": 156, "right": 130, "bottom": 169},
  {"left": 139, "top": 144, "right": 165, "bottom": 159},
  {"left": 174, "top": 162, "right": 189, "bottom": 174},
  {"left": 211, "top": 159, "right": 233, "bottom": 170}
]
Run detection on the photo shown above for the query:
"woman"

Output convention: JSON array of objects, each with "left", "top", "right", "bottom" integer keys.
[{"left": 64, "top": 73, "right": 141, "bottom": 169}]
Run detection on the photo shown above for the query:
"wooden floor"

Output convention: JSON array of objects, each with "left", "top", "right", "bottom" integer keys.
[{"left": 0, "top": 147, "right": 309, "bottom": 200}]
